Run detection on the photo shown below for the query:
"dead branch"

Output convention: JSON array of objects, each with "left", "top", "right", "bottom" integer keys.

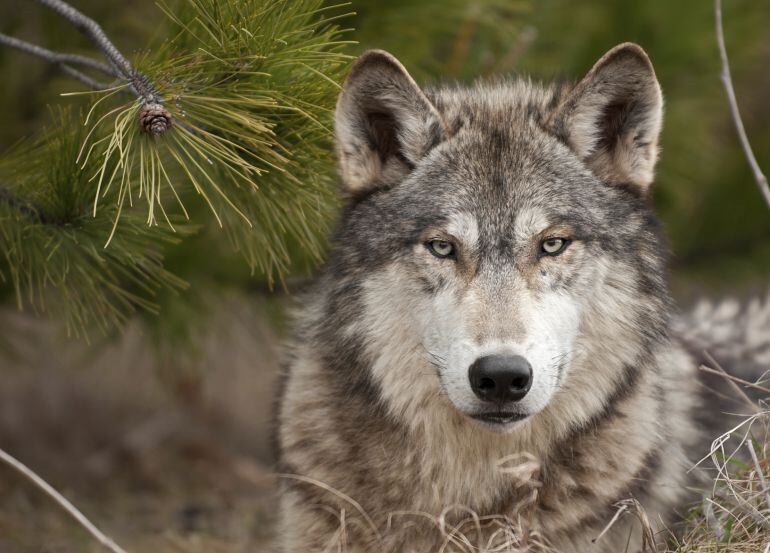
[{"left": 714, "top": 0, "right": 770, "bottom": 210}]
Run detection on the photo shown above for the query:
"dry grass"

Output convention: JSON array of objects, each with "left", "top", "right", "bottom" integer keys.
[
  {"left": 282, "top": 452, "right": 552, "bottom": 553},
  {"left": 667, "top": 409, "right": 770, "bottom": 552}
]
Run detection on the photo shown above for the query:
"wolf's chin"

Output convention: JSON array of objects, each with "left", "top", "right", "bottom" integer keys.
[{"left": 468, "top": 412, "right": 530, "bottom": 433}]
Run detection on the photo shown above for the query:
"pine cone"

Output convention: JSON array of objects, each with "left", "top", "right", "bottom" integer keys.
[{"left": 138, "top": 102, "right": 173, "bottom": 136}]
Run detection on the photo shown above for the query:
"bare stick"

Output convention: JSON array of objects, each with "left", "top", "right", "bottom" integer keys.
[
  {"left": 0, "top": 446, "right": 129, "bottom": 553},
  {"left": 0, "top": 33, "right": 118, "bottom": 77},
  {"left": 715, "top": 0, "right": 770, "bottom": 210}
]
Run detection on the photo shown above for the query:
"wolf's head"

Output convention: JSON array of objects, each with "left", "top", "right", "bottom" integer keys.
[{"left": 321, "top": 44, "right": 671, "bottom": 434}]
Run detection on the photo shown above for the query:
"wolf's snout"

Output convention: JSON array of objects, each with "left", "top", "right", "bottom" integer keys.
[{"left": 468, "top": 354, "right": 532, "bottom": 404}]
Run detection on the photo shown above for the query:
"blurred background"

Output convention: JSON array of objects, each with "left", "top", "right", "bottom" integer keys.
[{"left": 0, "top": 0, "right": 768, "bottom": 551}]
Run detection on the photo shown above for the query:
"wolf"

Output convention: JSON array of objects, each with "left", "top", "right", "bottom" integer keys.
[{"left": 276, "top": 43, "right": 770, "bottom": 552}]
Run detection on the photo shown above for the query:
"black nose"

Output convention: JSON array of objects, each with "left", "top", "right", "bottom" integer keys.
[{"left": 468, "top": 355, "right": 532, "bottom": 403}]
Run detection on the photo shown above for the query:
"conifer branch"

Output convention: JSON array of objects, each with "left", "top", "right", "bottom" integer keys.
[
  {"left": 1, "top": 0, "right": 349, "bottom": 296},
  {"left": 34, "top": 0, "right": 163, "bottom": 107},
  {"left": 0, "top": 0, "right": 173, "bottom": 134}
]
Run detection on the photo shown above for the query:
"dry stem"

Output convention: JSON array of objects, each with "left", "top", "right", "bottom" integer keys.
[
  {"left": 0, "top": 446, "right": 129, "bottom": 553},
  {"left": 714, "top": 0, "right": 770, "bottom": 210}
]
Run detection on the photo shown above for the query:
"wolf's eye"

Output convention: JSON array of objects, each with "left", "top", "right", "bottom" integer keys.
[
  {"left": 427, "top": 240, "right": 455, "bottom": 259},
  {"left": 540, "top": 237, "right": 569, "bottom": 256}
]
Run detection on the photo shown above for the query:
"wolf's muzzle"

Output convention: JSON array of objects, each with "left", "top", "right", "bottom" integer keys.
[{"left": 468, "top": 354, "right": 532, "bottom": 404}]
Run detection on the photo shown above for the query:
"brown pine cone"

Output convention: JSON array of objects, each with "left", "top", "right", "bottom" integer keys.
[{"left": 138, "top": 102, "right": 173, "bottom": 136}]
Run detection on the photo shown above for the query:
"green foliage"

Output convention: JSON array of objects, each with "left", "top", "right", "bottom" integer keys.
[
  {"left": 81, "top": 0, "right": 350, "bottom": 279},
  {"left": 0, "top": 112, "right": 187, "bottom": 337},
  {"left": 350, "top": 0, "right": 532, "bottom": 80},
  {"left": 0, "top": 0, "right": 352, "bottom": 336}
]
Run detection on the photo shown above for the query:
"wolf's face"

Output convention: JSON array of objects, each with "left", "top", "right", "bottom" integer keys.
[{"left": 326, "top": 44, "right": 669, "bottom": 432}]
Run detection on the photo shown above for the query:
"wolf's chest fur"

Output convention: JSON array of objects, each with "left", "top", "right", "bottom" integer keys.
[{"left": 278, "top": 332, "right": 702, "bottom": 552}]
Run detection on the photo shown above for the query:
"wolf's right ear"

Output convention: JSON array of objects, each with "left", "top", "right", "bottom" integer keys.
[{"left": 334, "top": 50, "right": 446, "bottom": 196}]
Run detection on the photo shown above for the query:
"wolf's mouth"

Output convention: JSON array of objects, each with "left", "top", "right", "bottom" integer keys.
[{"left": 470, "top": 412, "right": 528, "bottom": 425}]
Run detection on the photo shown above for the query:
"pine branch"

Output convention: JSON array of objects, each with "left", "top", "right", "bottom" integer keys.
[
  {"left": 34, "top": 0, "right": 163, "bottom": 108},
  {"left": 72, "top": 0, "right": 350, "bottom": 270},
  {"left": 1, "top": 0, "right": 350, "bottom": 290},
  {"left": 714, "top": 0, "right": 770, "bottom": 210},
  {"left": 0, "top": 0, "right": 172, "bottom": 134},
  {"left": 35, "top": 0, "right": 165, "bottom": 106},
  {"left": 0, "top": 113, "right": 189, "bottom": 337}
]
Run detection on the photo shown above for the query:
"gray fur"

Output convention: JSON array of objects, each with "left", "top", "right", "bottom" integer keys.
[{"left": 276, "top": 43, "right": 761, "bottom": 552}]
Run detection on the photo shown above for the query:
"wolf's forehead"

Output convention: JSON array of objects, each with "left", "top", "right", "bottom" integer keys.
[{"left": 443, "top": 205, "right": 549, "bottom": 246}]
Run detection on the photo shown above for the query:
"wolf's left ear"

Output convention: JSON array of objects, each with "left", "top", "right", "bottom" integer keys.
[
  {"left": 548, "top": 43, "right": 663, "bottom": 191},
  {"left": 334, "top": 50, "right": 446, "bottom": 196}
]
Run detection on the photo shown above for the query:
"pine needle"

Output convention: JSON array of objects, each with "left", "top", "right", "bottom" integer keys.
[{"left": 78, "top": 0, "right": 350, "bottom": 280}]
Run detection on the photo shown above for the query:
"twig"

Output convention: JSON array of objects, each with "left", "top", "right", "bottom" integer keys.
[
  {"left": 0, "top": 446, "right": 129, "bottom": 553},
  {"left": 35, "top": 0, "right": 132, "bottom": 79},
  {"left": 0, "top": 33, "right": 118, "bottom": 77},
  {"left": 57, "top": 63, "right": 119, "bottom": 90},
  {"left": 488, "top": 26, "right": 538, "bottom": 75},
  {"left": 32, "top": 0, "right": 160, "bottom": 103},
  {"left": 0, "top": 32, "right": 116, "bottom": 90},
  {"left": 714, "top": 0, "right": 770, "bottom": 210},
  {"left": 699, "top": 355, "right": 770, "bottom": 397},
  {"left": 447, "top": 10, "right": 479, "bottom": 77},
  {"left": 0, "top": 0, "right": 173, "bottom": 138}
]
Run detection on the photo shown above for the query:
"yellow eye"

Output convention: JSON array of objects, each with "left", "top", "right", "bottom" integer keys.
[
  {"left": 427, "top": 240, "right": 455, "bottom": 259},
  {"left": 541, "top": 237, "right": 569, "bottom": 256}
]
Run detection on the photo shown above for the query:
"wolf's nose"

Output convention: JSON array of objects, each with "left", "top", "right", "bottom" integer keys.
[{"left": 468, "top": 355, "right": 532, "bottom": 403}]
